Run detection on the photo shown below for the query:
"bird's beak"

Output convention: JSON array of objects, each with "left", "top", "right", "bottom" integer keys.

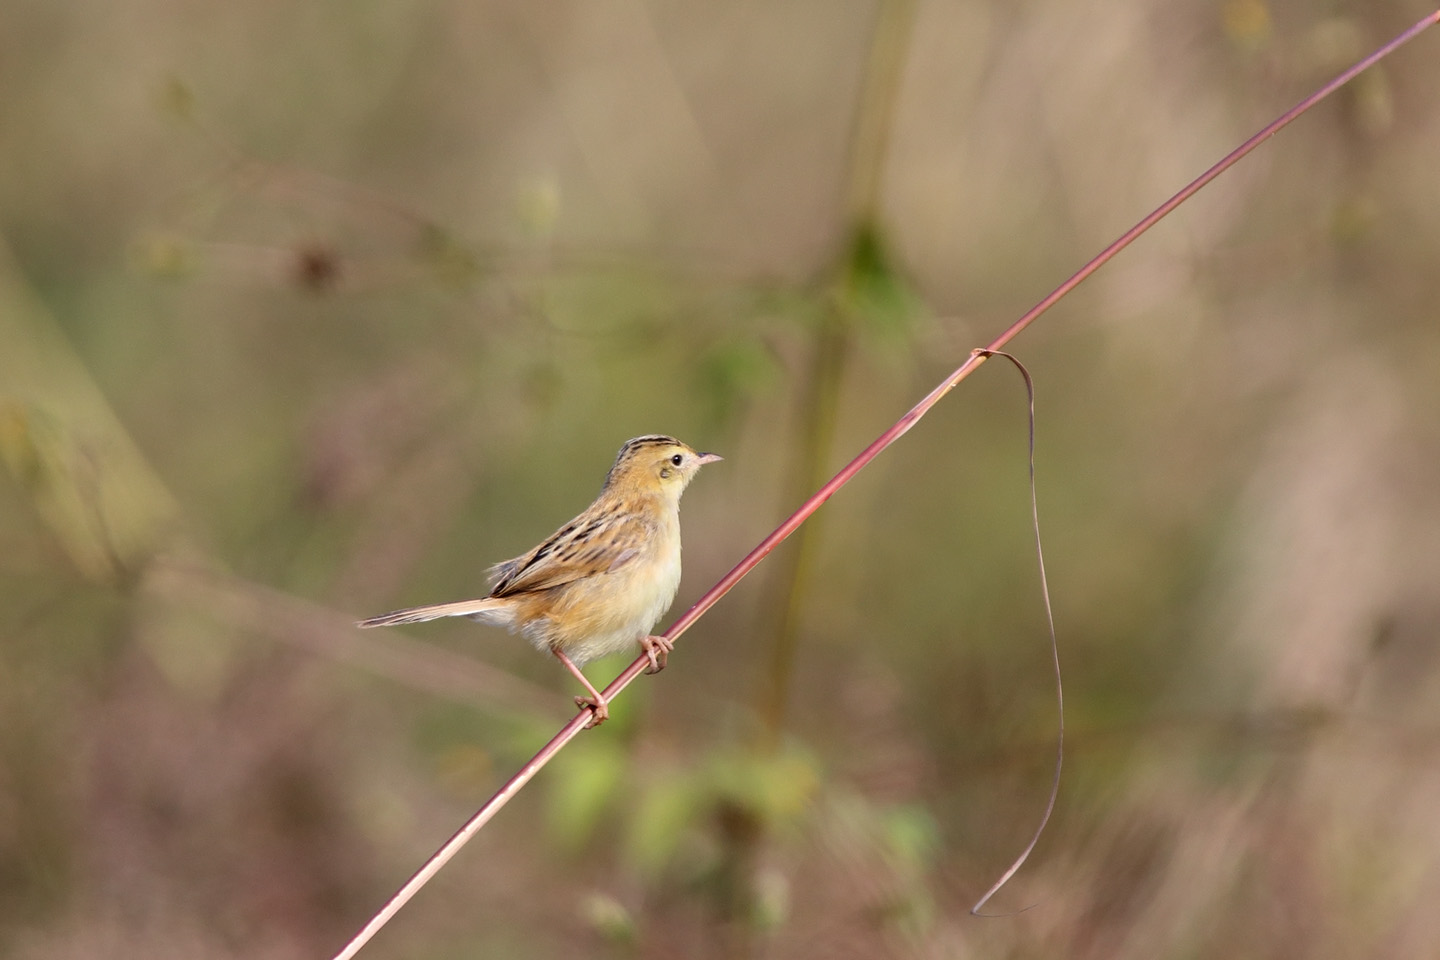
[{"left": 696, "top": 452, "right": 723, "bottom": 465}]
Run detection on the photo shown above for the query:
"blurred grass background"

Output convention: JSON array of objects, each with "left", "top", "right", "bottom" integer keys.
[{"left": 4, "top": 1, "right": 1440, "bottom": 957}]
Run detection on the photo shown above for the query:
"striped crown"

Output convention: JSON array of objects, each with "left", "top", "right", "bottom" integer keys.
[{"left": 604, "top": 435, "right": 685, "bottom": 486}]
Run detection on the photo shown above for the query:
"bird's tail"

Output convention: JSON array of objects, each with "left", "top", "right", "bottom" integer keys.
[{"left": 357, "top": 596, "right": 509, "bottom": 628}]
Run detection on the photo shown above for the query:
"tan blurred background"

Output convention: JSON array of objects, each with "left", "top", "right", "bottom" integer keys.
[{"left": 4, "top": 1, "right": 1440, "bottom": 957}]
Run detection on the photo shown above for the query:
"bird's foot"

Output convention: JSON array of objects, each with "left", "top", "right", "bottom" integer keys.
[
  {"left": 640, "top": 634, "right": 674, "bottom": 674},
  {"left": 574, "top": 694, "right": 610, "bottom": 727}
]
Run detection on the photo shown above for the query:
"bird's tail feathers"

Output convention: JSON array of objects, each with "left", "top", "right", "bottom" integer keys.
[{"left": 357, "top": 597, "right": 509, "bottom": 628}]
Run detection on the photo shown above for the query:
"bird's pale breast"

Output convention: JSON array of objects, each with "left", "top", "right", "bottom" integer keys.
[{"left": 520, "top": 510, "right": 682, "bottom": 666}]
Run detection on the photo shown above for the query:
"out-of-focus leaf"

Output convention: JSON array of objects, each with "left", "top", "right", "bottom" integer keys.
[
  {"left": 0, "top": 250, "right": 180, "bottom": 583},
  {"left": 832, "top": 220, "right": 923, "bottom": 344},
  {"left": 625, "top": 769, "right": 702, "bottom": 876},
  {"left": 696, "top": 335, "right": 781, "bottom": 430},
  {"left": 547, "top": 736, "right": 627, "bottom": 850},
  {"left": 0, "top": 401, "right": 169, "bottom": 583},
  {"left": 707, "top": 744, "right": 821, "bottom": 831},
  {"left": 580, "top": 892, "right": 636, "bottom": 945},
  {"left": 880, "top": 803, "right": 941, "bottom": 875}
]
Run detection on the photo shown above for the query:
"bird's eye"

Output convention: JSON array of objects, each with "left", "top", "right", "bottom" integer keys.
[{"left": 670, "top": 454, "right": 684, "bottom": 466}]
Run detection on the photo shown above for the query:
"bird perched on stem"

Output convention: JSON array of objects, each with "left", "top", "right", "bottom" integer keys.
[{"left": 359, "top": 435, "right": 721, "bottom": 725}]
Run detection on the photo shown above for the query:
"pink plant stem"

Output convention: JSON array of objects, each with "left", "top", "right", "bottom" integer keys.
[{"left": 331, "top": 11, "right": 1440, "bottom": 958}]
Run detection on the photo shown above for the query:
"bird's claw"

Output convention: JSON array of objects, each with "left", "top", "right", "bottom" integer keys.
[
  {"left": 575, "top": 695, "right": 609, "bottom": 727},
  {"left": 640, "top": 634, "right": 674, "bottom": 674}
]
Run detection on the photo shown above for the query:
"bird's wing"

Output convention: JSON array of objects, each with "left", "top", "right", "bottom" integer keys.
[{"left": 489, "top": 510, "right": 651, "bottom": 596}]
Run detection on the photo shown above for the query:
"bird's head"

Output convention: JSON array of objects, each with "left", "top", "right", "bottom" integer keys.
[{"left": 604, "top": 435, "right": 722, "bottom": 499}]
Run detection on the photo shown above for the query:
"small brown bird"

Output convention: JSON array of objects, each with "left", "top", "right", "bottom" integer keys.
[{"left": 359, "top": 435, "right": 721, "bottom": 724}]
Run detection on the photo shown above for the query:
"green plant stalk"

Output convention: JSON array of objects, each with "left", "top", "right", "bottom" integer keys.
[
  {"left": 752, "top": 0, "right": 919, "bottom": 749},
  {"left": 845, "top": 0, "right": 918, "bottom": 222},
  {"left": 755, "top": 315, "right": 849, "bottom": 750}
]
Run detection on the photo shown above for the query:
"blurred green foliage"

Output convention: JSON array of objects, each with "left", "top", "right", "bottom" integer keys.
[{"left": 3, "top": 2, "right": 1440, "bottom": 959}]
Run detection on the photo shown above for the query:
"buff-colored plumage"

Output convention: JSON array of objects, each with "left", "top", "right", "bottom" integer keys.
[{"left": 358, "top": 435, "right": 720, "bottom": 724}]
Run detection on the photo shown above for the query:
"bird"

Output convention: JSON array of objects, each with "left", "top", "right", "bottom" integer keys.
[{"left": 358, "top": 435, "right": 721, "bottom": 725}]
